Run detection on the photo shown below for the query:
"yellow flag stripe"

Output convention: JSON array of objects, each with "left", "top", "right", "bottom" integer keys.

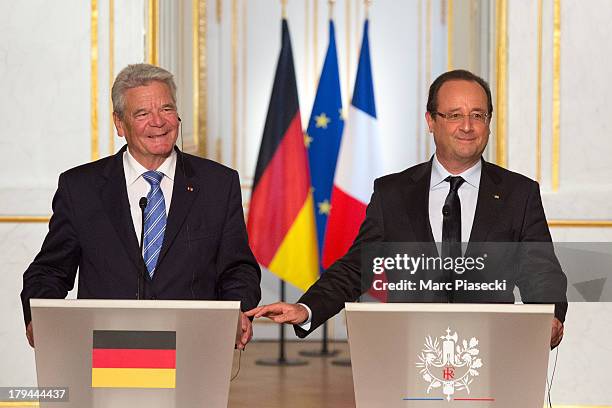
[
  {"left": 91, "top": 368, "right": 176, "bottom": 388},
  {"left": 269, "top": 194, "right": 319, "bottom": 291}
]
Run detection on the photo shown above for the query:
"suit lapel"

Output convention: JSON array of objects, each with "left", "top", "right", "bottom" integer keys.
[
  {"left": 468, "top": 160, "right": 504, "bottom": 243},
  {"left": 100, "top": 147, "right": 142, "bottom": 270},
  {"left": 156, "top": 149, "right": 199, "bottom": 267},
  {"left": 403, "top": 160, "right": 436, "bottom": 243}
]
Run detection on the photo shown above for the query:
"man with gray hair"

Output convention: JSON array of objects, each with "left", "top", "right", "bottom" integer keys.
[{"left": 21, "top": 64, "right": 261, "bottom": 350}]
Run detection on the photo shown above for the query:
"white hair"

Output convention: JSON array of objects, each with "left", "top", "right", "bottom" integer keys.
[{"left": 112, "top": 63, "right": 177, "bottom": 118}]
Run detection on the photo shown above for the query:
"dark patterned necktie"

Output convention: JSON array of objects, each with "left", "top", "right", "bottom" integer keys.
[{"left": 442, "top": 176, "right": 465, "bottom": 301}]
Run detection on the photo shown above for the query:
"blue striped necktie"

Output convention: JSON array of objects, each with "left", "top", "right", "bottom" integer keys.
[{"left": 142, "top": 171, "right": 166, "bottom": 278}]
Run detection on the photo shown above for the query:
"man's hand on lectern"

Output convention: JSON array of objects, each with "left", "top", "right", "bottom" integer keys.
[
  {"left": 551, "top": 317, "right": 564, "bottom": 349},
  {"left": 26, "top": 322, "right": 34, "bottom": 348},
  {"left": 245, "top": 302, "right": 309, "bottom": 325},
  {"left": 235, "top": 311, "right": 253, "bottom": 350}
]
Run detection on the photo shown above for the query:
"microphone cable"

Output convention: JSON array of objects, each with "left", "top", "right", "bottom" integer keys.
[
  {"left": 177, "top": 116, "right": 196, "bottom": 301},
  {"left": 230, "top": 350, "right": 243, "bottom": 382},
  {"left": 546, "top": 345, "right": 559, "bottom": 408}
]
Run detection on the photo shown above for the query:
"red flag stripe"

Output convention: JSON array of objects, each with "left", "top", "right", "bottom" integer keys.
[
  {"left": 248, "top": 113, "right": 311, "bottom": 266},
  {"left": 322, "top": 185, "right": 387, "bottom": 302},
  {"left": 92, "top": 349, "right": 176, "bottom": 369},
  {"left": 321, "top": 185, "right": 367, "bottom": 269}
]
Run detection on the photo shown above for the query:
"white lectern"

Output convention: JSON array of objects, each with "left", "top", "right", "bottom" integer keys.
[
  {"left": 31, "top": 299, "right": 239, "bottom": 408},
  {"left": 346, "top": 303, "right": 553, "bottom": 408}
]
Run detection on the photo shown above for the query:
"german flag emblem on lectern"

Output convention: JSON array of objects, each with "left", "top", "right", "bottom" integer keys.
[{"left": 91, "top": 330, "right": 176, "bottom": 388}]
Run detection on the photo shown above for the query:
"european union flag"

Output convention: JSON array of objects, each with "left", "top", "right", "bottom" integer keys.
[{"left": 306, "top": 20, "right": 344, "bottom": 274}]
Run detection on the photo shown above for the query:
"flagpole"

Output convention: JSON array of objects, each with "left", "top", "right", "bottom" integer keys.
[
  {"left": 253, "top": 1, "right": 309, "bottom": 367},
  {"left": 256, "top": 280, "right": 309, "bottom": 366},
  {"left": 300, "top": 0, "right": 341, "bottom": 359},
  {"left": 332, "top": 0, "right": 377, "bottom": 368}
]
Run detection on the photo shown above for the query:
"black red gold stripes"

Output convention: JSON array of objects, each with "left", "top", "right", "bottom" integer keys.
[
  {"left": 91, "top": 330, "right": 176, "bottom": 388},
  {"left": 246, "top": 19, "right": 319, "bottom": 291}
]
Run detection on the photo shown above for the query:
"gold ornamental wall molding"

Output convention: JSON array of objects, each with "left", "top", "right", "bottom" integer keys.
[
  {"left": 447, "top": 0, "right": 453, "bottom": 70},
  {"left": 551, "top": 0, "right": 561, "bottom": 192},
  {"left": 193, "top": 0, "right": 208, "bottom": 157},
  {"left": 147, "top": 0, "right": 159, "bottom": 65},
  {"left": 3, "top": 215, "right": 612, "bottom": 228},
  {"left": 91, "top": 0, "right": 99, "bottom": 162},
  {"left": 108, "top": 0, "right": 115, "bottom": 154},
  {"left": 494, "top": 0, "right": 508, "bottom": 168}
]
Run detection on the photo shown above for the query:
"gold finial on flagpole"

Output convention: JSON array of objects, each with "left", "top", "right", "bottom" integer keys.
[
  {"left": 281, "top": 0, "right": 287, "bottom": 19},
  {"left": 365, "top": 0, "right": 372, "bottom": 18},
  {"left": 329, "top": 0, "right": 336, "bottom": 20}
]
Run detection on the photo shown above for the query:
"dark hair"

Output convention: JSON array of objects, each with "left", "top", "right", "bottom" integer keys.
[{"left": 426, "top": 69, "right": 493, "bottom": 116}]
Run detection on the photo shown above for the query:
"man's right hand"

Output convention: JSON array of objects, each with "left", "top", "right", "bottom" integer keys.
[
  {"left": 245, "top": 302, "right": 309, "bottom": 325},
  {"left": 26, "top": 322, "right": 34, "bottom": 348}
]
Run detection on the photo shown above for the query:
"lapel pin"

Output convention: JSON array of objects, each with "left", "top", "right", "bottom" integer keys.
[
  {"left": 493, "top": 194, "right": 500, "bottom": 199},
  {"left": 187, "top": 186, "right": 194, "bottom": 192}
]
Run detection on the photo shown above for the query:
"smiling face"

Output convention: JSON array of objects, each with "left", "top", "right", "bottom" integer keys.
[
  {"left": 425, "top": 80, "right": 491, "bottom": 174},
  {"left": 113, "top": 81, "right": 179, "bottom": 170}
]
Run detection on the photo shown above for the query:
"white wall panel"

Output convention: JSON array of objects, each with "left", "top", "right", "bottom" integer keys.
[
  {"left": 0, "top": 0, "right": 90, "bottom": 209},
  {"left": 506, "top": 0, "right": 612, "bottom": 402},
  {"left": 2, "top": 0, "right": 611, "bottom": 403},
  {"left": 0, "top": 0, "right": 146, "bottom": 389}
]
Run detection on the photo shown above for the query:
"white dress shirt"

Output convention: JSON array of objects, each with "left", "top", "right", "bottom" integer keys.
[
  {"left": 123, "top": 148, "right": 176, "bottom": 246},
  {"left": 428, "top": 154, "right": 481, "bottom": 243}
]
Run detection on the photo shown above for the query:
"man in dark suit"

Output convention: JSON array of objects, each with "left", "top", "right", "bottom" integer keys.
[
  {"left": 246, "top": 69, "right": 567, "bottom": 348},
  {"left": 21, "top": 64, "right": 261, "bottom": 349}
]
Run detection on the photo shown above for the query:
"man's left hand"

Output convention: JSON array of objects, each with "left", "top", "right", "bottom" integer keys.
[
  {"left": 235, "top": 311, "right": 253, "bottom": 350},
  {"left": 551, "top": 317, "right": 564, "bottom": 349}
]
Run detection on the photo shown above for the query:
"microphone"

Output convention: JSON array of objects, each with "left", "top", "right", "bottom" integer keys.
[
  {"left": 138, "top": 197, "right": 148, "bottom": 300},
  {"left": 442, "top": 205, "right": 450, "bottom": 217}
]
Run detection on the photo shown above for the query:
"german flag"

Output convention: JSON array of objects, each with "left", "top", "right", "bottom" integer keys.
[
  {"left": 91, "top": 330, "right": 176, "bottom": 388},
  {"left": 247, "top": 19, "right": 318, "bottom": 292}
]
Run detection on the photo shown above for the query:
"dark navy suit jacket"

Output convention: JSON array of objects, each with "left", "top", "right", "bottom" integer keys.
[
  {"left": 21, "top": 146, "right": 261, "bottom": 325},
  {"left": 295, "top": 159, "right": 567, "bottom": 337}
]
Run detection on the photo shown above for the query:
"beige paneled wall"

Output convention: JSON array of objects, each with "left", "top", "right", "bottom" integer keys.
[
  {"left": 216, "top": 0, "right": 452, "bottom": 341},
  {"left": 0, "top": 0, "right": 146, "bottom": 387},
  {"left": 506, "top": 1, "right": 612, "bottom": 403},
  {"left": 507, "top": 0, "right": 612, "bottom": 233},
  {"left": 207, "top": 0, "right": 454, "bottom": 182},
  {"left": 2, "top": 0, "right": 611, "bottom": 404},
  {"left": 0, "top": 0, "right": 90, "bottom": 215}
]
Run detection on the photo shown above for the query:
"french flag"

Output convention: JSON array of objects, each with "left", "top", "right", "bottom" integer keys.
[{"left": 322, "top": 19, "right": 383, "bottom": 277}]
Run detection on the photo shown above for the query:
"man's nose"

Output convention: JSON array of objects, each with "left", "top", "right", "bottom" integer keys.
[
  {"left": 459, "top": 115, "right": 474, "bottom": 132},
  {"left": 149, "top": 111, "right": 165, "bottom": 127}
]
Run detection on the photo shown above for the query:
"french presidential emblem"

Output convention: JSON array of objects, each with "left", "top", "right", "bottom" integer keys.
[{"left": 416, "top": 328, "right": 483, "bottom": 401}]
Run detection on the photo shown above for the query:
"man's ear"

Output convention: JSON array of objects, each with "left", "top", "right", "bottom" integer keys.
[
  {"left": 113, "top": 112, "right": 126, "bottom": 138},
  {"left": 425, "top": 111, "right": 434, "bottom": 133}
]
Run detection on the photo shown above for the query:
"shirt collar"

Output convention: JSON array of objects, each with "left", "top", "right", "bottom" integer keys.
[
  {"left": 430, "top": 154, "right": 482, "bottom": 190},
  {"left": 123, "top": 148, "right": 177, "bottom": 186}
]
